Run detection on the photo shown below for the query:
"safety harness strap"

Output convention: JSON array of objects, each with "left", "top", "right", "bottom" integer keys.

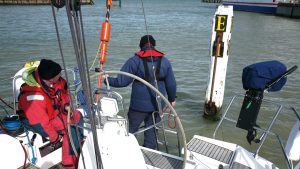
[{"left": 142, "top": 57, "right": 162, "bottom": 82}]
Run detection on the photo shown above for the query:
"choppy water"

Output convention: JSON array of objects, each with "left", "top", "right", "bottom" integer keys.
[{"left": 1, "top": 0, "right": 300, "bottom": 168}]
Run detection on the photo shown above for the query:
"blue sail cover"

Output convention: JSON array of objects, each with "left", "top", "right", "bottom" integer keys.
[{"left": 242, "top": 60, "right": 287, "bottom": 91}]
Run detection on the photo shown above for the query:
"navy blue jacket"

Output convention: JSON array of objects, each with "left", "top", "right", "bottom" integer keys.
[{"left": 106, "top": 54, "right": 176, "bottom": 112}]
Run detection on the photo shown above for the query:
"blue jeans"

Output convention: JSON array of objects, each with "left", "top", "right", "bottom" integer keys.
[{"left": 128, "top": 108, "right": 160, "bottom": 149}]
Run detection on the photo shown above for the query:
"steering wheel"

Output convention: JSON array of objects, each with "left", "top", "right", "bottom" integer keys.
[{"left": 98, "top": 70, "right": 188, "bottom": 169}]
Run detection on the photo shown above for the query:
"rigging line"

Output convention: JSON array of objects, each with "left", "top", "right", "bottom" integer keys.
[
  {"left": 0, "top": 97, "right": 13, "bottom": 110},
  {"left": 140, "top": 0, "right": 149, "bottom": 36},
  {"left": 51, "top": 3, "right": 81, "bottom": 161},
  {"left": 66, "top": 2, "right": 89, "bottom": 102},
  {"left": 140, "top": 0, "right": 169, "bottom": 153},
  {"left": 75, "top": 8, "right": 88, "bottom": 168},
  {"left": 68, "top": 9, "right": 92, "bottom": 168},
  {"left": 96, "top": 0, "right": 112, "bottom": 102},
  {"left": 0, "top": 104, "right": 10, "bottom": 115},
  {"left": 64, "top": 0, "right": 85, "bottom": 159},
  {"left": 140, "top": 0, "right": 163, "bottom": 115},
  {"left": 65, "top": 1, "right": 103, "bottom": 168},
  {"left": 69, "top": 8, "right": 92, "bottom": 165},
  {"left": 105, "top": 0, "right": 111, "bottom": 21},
  {"left": 76, "top": 8, "right": 93, "bottom": 98},
  {"left": 72, "top": 16, "right": 93, "bottom": 115},
  {"left": 89, "top": 49, "right": 99, "bottom": 71}
]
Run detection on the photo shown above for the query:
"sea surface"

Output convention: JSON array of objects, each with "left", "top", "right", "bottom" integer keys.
[{"left": 1, "top": 0, "right": 300, "bottom": 168}]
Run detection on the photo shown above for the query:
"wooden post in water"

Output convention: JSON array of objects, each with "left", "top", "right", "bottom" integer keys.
[{"left": 113, "top": 0, "right": 121, "bottom": 7}]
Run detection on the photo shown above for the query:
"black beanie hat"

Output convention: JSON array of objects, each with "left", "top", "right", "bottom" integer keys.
[
  {"left": 139, "top": 35, "right": 156, "bottom": 49},
  {"left": 38, "top": 59, "right": 62, "bottom": 80}
]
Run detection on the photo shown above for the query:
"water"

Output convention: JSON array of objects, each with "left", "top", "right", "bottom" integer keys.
[{"left": 1, "top": 0, "right": 300, "bottom": 168}]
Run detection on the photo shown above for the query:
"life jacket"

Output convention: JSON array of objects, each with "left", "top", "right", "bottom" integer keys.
[
  {"left": 19, "top": 70, "right": 69, "bottom": 120},
  {"left": 135, "top": 46, "right": 165, "bottom": 82},
  {"left": 19, "top": 84, "right": 57, "bottom": 120}
]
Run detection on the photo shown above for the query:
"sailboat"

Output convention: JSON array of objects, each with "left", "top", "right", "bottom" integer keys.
[{"left": 0, "top": 1, "right": 299, "bottom": 169}]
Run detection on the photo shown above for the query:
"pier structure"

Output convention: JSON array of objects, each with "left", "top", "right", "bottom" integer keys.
[
  {"left": 202, "top": 0, "right": 222, "bottom": 3},
  {"left": 0, "top": 0, "right": 93, "bottom": 5},
  {"left": 113, "top": 0, "right": 121, "bottom": 7},
  {"left": 276, "top": 1, "right": 300, "bottom": 18}
]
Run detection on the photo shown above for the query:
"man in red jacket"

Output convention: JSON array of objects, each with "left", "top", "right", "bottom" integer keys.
[{"left": 18, "top": 59, "right": 83, "bottom": 169}]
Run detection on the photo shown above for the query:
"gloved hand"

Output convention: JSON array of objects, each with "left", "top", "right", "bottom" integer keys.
[
  {"left": 51, "top": 134, "right": 63, "bottom": 150},
  {"left": 101, "top": 74, "right": 109, "bottom": 82},
  {"left": 64, "top": 103, "right": 70, "bottom": 114},
  {"left": 53, "top": 134, "right": 63, "bottom": 144}
]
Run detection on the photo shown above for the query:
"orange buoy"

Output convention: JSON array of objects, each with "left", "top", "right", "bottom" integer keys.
[
  {"left": 99, "top": 41, "right": 108, "bottom": 64},
  {"left": 107, "top": 0, "right": 113, "bottom": 8},
  {"left": 100, "top": 21, "right": 111, "bottom": 42},
  {"left": 99, "top": 21, "right": 111, "bottom": 64}
]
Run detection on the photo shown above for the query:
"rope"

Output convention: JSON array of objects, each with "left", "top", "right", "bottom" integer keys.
[
  {"left": 64, "top": 0, "right": 103, "bottom": 168},
  {"left": 19, "top": 141, "right": 28, "bottom": 169},
  {"left": 139, "top": 0, "right": 175, "bottom": 153},
  {"left": 0, "top": 97, "right": 14, "bottom": 110},
  {"left": 96, "top": 0, "right": 112, "bottom": 102},
  {"left": 105, "top": 0, "right": 112, "bottom": 21},
  {"left": 0, "top": 104, "right": 10, "bottom": 116},
  {"left": 51, "top": 3, "right": 79, "bottom": 158},
  {"left": 139, "top": 0, "right": 164, "bottom": 117},
  {"left": 89, "top": 50, "right": 99, "bottom": 71},
  {"left": 162, "top": 106, "right": 177, "bottom": 129},
  {"left": 51, "top": 2, "right": 88, "bottom": 168}
]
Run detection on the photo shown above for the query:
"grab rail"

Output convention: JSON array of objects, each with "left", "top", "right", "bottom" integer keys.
[{"left": 213, "top": 93, "right": 298, "bottom": 169}]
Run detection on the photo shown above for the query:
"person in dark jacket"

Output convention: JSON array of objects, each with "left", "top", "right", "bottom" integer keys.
[
  {"left": 18, "top": 59, "right": 83, "bottom": 169},
  {"left": 104, "top": 35, "right": 176, "bottom": 149}
]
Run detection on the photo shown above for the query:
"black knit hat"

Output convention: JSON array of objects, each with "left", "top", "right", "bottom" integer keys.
[
  {"left": 38, "top": 59, "right": 62, "bottom": 80},
  {"left": 139, "top": 35, "right": 156, "bottom": 49}
]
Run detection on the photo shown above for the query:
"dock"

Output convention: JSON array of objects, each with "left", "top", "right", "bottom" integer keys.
[
  {"left": 202, "top": 0, "right": 222, "bottom": 3},
  {"left": 276, "top": 2, "right": 300, "bottom": 18},
  {"left": 0, "top": 0, "right": 93, "bottom": 5}
]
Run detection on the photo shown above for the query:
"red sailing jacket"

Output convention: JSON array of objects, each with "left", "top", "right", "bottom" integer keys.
[{"left": 18, "top": 71, "right": 70, "bottom": 142}]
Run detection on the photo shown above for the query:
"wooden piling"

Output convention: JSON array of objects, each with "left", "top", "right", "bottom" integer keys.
[
  {"left": 202, "top": 0, "right": 222, "bottom": 3},
  {"left": 112, "top": 0, "right": 121, "bottom": 7}
]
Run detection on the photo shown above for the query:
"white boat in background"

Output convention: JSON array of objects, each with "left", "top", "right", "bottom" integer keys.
[{"left": 223, "top": 0, "right": 279, "bottom": 14}]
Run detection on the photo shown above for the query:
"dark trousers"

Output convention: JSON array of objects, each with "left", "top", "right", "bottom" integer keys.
[
  {"left": 128, "top": 108, "right": 160, "bottom": 149},
  {"left": 22, "top": 115, "right": 84, "bottom": 155},
  {"left": 22, "top": 113, "right": 84, "bottom": 168}
]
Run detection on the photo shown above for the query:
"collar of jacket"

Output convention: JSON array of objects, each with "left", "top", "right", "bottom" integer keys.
[
  {"left": 34, "top": 70, "right": 64, "bottom": 97},
  {"left": 22, "top": 67, "right": 40, "bottom": 87},
  {"left": 135, "top": 47, "right": 165, "bottom": 58}
]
